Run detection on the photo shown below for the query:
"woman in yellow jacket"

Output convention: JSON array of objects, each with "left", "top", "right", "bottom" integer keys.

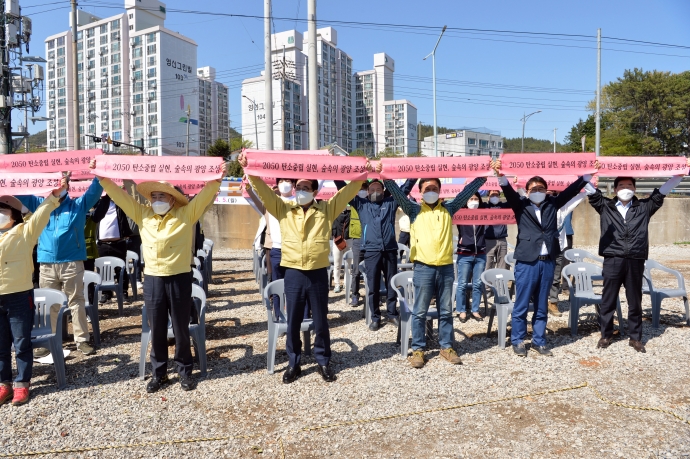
[
  {"left": 0, "top": 180, "right": 66, "bottom": 406},
  {"left": 92, "top": 161, "right": 225, "bottom": 393}
]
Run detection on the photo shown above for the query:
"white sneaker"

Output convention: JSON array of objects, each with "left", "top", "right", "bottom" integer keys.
[{"left": 333, "top": 285, "right": 341, "bottom": 293}]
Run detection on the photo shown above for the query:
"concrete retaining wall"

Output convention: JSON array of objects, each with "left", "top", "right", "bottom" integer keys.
[{"left": 204, "top": 199, "right": 690, "bottom": 250}]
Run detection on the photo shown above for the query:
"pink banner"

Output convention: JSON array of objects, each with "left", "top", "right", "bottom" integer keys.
[
  {"left": 452, "top": 208, "right": 516, "bottom": 225},
  {"left": 246, "top": 149, "right": 330, "bottom": 156},
  {"left": 0, "top": 150, "right": 100, "bottom": 180},
  {"left": 596, "top": 156, "right": 688, "bottom": 177},
  {"left": 70, "top": 178, "right": 205, "bottom": 198},
  {"left": 243, "top": 151, "right": 368, "bottom": 180},
  {"left": 515, "top": 175, "right": 582, "bottom": 191},
  {"left": 500, "top": 153, "right": 596, "bottom": 177},
  {"left": 0, "top": 173, "right": 63, "bottom": 196},
  {"left": 408, "top": 177, "right": 510, "bottom": 200},
  {"left": 380, "top": 157, "right": 492, "bottom": 179},
  {"left": 93, "top": 155, "right": 224, "bottom": 181}
]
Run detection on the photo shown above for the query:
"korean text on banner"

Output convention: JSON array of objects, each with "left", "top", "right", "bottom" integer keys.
[
  {"left": 92, "top": 155, "right": 224, "bottom": 181},
  {"left": 596, "top": 156, "right": 688, "bottom": 178},
  {"left": 380, "top": 156, "right": 492, "bottom": 179},
  {"left": 515, "top": 175, "right": 582, "bottom": 191},
  {"left": 452, "top": 208, "right": 516, "bottom": 225},
  {"left": 0, "top": 150, "right": 100, "bottom": 180},
  {"left": 243, "top": 150, "right": 368, "bottom": 180},
  {"left": 0, "top": 173, "right": 63, "bottom": 195},
  {"left": 500, "top": 153, "right": 597, "bottom": 177}
]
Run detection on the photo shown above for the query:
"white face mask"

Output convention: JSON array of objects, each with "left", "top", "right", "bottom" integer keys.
[
  {"left": 357, "top": 190, "right": 368, "bottom": 199},
  {"left": 422, "top": 192, "right": 439, "bottom": 205},
  {"left": 489, "top": 197, "right": 500, "bottom": 205},
  {"left": 529, "top": 191, "right": 546, "bottom": 204},
  {"left": 295, "top": 190, "right": 314, "bottom": 206},
  {"left": 278, "top": 182, "right": 293, "bottom": 194},
  {"left": 617, "top": 189, "right": 635, "bottom": 201},
  {"left": 467, "top": 200, "right": 479, "bottom": 209},
  {"left": 0, "top": 213, "right": 11, "bottom": 227},
  {"left": 151, "top": 201, "right": 171, "bottom": 215}
]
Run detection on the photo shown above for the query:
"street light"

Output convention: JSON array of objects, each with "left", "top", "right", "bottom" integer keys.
[
  {"left": 521, "top": 110, "right": 542, "bottom": 153},
  {"left": 423, "top": 25, "right": 447, "bottom": 158},
  {"left": 242, "top": 95, "right": 259, "bottom": 148},
  {"left": 20, "top": 56, "right": 47, "bottom": 63}
]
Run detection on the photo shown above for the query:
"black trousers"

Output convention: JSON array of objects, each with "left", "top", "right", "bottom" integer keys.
[
  {"left": 549, "top": 234, "right": 573, "bottom": 302},
  {"left": 143, "top": 272, "right": 193, "bottom": 378},
  {"left": 284, "top": 267, "right": 329, "bottom": 368},
  {"left": 97, "top": 240, "right": 130, "bottom": 293},
  {"left": 601, "top": 257, "right": 645, "bottom": 341},
  {"left": 364, "top": 249, "right": 399, "bottom": 322},
  {"left": 84, "top": 259, "right": 95, "bottom": 305}
]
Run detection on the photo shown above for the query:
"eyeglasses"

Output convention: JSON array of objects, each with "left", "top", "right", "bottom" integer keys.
[{"left": 528, "top": 186, "right": 547, "bottom": 193}]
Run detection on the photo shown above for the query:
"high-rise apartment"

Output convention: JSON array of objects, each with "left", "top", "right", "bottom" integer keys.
[{"left": 197, "top": 66, "right": 229, "bottom": 155}]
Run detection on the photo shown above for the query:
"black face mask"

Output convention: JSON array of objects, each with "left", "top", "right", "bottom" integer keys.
[{"left": 369, "top": 191, "right": 384, "bottom": 203}]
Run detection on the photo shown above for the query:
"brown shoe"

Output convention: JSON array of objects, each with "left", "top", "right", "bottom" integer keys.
[
  {"left": 629, "top": 339, "right": 646, "bottom": 353},
  {"left": 409, "top": 350, "right": 426, "bottom": 369},
  {"left": 439, "top": 348, "right": 463, "bottom": 365},
  {"left": 597, "top": 337, "right": 613, "bottom": 349},
  {"left": 548, "top": 302, "right": 562, "bottom": 317}
]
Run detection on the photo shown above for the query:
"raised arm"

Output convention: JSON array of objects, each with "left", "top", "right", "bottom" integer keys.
[
  {"left": 16, "top": 194, "right": 42, "bottom": 213},
  {"left": 326, "top": 180, "right": 365, "bottom": 222},
  {"left": 587, "top": 188, "right": 608, "bottom": 215},
  {"left": 99, "top": 178, "right": 145, "bottom": 225},
  {"left": 244, "top": 182, "right": 266, "bottom": 214},
  {"left": 554, "top": 176, "right": 588, "bottom": 209},
  {"left": 179, "top": 180, "right": 222, "bottom": 224},
  {"left": 446, "top": 177, "right": 487, "bottom": 215},
  {"left": 23, "top": 185, "right": 64, "bottom": 244},
  {"left": 75, "top": 177, "right": 104, "bottom": 212},
  {"left": 383, "top": 179, "right": 417, "bottom": 217},
  {"left": 91, "top": 195, "right": 111, "bottom": 224},
  {"left": 247, "top": 175, "right": 289, "bottom": 220},
  {"left": 333, "top": 180, "right": 347, "bottom": 191},
  {"left": 400, "top": 178, "right": 418, "bottom": 196}
]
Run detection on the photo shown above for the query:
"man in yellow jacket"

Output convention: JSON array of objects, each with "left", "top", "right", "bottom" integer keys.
[
  {"left": 239, "top": 153, "right": 368, "bottom": 384},
  {"left": 0, "top": 180, "right": 66, "bottom": 406},
  {"left": 385, "top": 176, "right": 486, "bottom": 368},
  {"left": 92, "top": 161, "right": 226, "bottom": 393}
]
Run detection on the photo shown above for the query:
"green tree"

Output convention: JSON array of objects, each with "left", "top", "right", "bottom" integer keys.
[
  {"left": 349, "top": 149, "right": 367, "bottom": 157},
  {"left": 563, "top": 115, "right": 597, "bottom": 152},
  {"left": 406, "top": 151, "right": 423, "bottom": 157},
  {"left": 375, "top": 147, "right": 400, "bottom": 159},
  {"left": 226, "top": 160, "right": 244, "bottom": 178},
  {"left": 502, "top": 137, "right": 567, "bottom": 153},
  {"left": 230, "top": 137, "right": 253, "bottom": 152},
  {"left": 206, "top": 138, "right": 230, "bottom": 158}
]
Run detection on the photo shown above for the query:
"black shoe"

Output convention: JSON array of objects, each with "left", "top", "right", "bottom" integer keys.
[
  {"left": 123, "top": 294, "right": 132, "bottom": 305},
  {"left": 533, "top": 345, "right": 554, "bottom": 356},
  {"left": 316, "top": 364, "right": 337, "bottom": 382},
  {"left": 146, "top": 374, "right": 169, "bottom": 393},
  {"left": 180, "top": 376, "right": 196, "bottom": 391},
  {"left": 471, "top": 313, "right": 484, "bottom": 322},
  {"left": 387, "top": 316, "right": 400, "bottom": 328},
  {"left": 457, "top": 313, "right": 468, "bottom": 323},
  {"left": 512, "top": 342, "right": 527, "bottom": 357},
  {"left": 369, "top": 320, "right": 381, "bottom": 331},
  {"left": 597, "top": 337, "right": 613, "bottom": 349},
  {"left": 629, "top": 339, "right": 646, "bottom": 353},
  {"left": 98, "top": 295, "right": 108, "bottom": 305},
  {"left": 282, "top": 366, "right": 301, "bottom": 384}
]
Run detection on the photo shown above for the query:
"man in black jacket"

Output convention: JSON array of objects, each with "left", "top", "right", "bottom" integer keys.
[
  {"left": 492, "top": 160, "right": 592, "bottom": 357},
  {"left": 589, "top": 171, "right": 685, "bottom": 353}
]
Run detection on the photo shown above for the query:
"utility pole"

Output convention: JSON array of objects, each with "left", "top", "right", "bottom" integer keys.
[
  {"left": 263, "top": 0, "right": 273, "bottom": 150},
  {"left": 553, "top": 127, "right": 558, "bottom": 153},
  {"left": 307, "top": 0, "right": 318, "bottom": 149},
  {"left": 185, "top": 104, "right": 190, "bottom": 156},
  {"left": 594, "top": 29, "right": 601, "bottom": 156},
  {"left": 520, "top": 110, "right": 541, "bottom": 153},
  {"left": 423, "top": 25, "right": 447, "bottom": 158},
  {"left": 71, "top": 0, "right": 80, "bottom": 150},
  {"left": 0, "top": 0, "right": 10, "bottom": 155}
]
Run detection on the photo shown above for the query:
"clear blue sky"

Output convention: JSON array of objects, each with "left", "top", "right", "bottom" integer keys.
[{"left": 22, "top": 0, "right": 690, "bottom": 144}]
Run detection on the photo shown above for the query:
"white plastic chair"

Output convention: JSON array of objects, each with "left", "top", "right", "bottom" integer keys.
[
  {"left": 343, "top": 250, "right": 353, "bottom": 303},
  {"left": 83, "top": 271, "right": 102, "bottom": 347},
  {"left": 95, "top": 256, "right": 126, "bottom": 315},
  {"left": 192, "top": 267, "right": 205, "bottom": 291},
  {"left": 262, "top": 279, "right": 313, "bottom": 374},
  {"left": 643, "top": 259, "right": 689, "bottom": 328},
  {"left": 481, "top": 269, "right": 530, "bottom": 349},
  {"left": 31, "top": 289, "right": 69, "bottom": 389},
  {"left": 504, "top": 252, "right": 516, "bottom": 269},
  {"left": 562, "top": 262, "right": 623, "bottom": 337},
  {"left": 563, "top": 249, "right": 603, "bottom": 264},
  {"left": 391, "top": 272, "right": 438, "bottom": 358}
]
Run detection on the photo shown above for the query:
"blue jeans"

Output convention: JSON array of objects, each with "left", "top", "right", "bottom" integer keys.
[
  {"left": 411, "top": 262, "right": 455, "bottom": 350},
  {"left": 455, "top": 254, "right": 487, "bottom": 314},
  {"left": 512, "top": 259, "right": 555, "bottom": 347},
  {"left": 0, "top": 290, "right": 34, "bottom": 385}
]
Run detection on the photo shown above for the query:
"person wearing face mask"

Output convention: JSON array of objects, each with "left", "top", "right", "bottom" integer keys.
[
  {"left": 0, "top": 181, "right": 66, "bottom": 406},
  {"left": 92, "top": 160, "right": 226, "bottom": 393},
  {"left": 239, "top": 152, "right": 368, "bottom": 384},
  {"left": 455, "top": 192, "right": 487, "bottom": 323},
  {"left": 246, "top": 178, "right": 297, "bottom": 315},
  {"left": 384, "top": 175, "right": 486, "bottom": 368},
  {"left": 589, "top": 166, "right": 688, "bottom": 353},
  {"left": 484, "top": 189, "right": 510, "bottom": 273},
  {"left": 17, "top": 167, "right": 103, "bottom": 358},
  {"left": 491, "top": 160, "right": 593, "bottom": 357},
  {"left": 333, "top": 175, "right": 418, "bottom": 331}
]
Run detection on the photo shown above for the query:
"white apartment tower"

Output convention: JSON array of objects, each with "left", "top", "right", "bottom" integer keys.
[
  {"left": 44, "top": 0, "right": 206, "bottom": 155},
  {"left": 197, "top": 66, "right": 229, "bottom": 155},
  {"left": 241, "top": 27, "right": 352, "bottom": 151},
  {"left": 354, "top": 53, "right": 417, "bottom": 156}
]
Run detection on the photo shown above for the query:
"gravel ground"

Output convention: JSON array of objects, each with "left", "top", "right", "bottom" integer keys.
[{"left": 2, "top": 245, "right": 690, "bottom": 458}]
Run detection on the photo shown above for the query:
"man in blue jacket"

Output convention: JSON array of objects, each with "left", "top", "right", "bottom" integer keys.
[
  {"left": 18, "top": 174, "right": 103, "bottom": 356},
  {"left": 335, "top": 177, "right": 417, "bottom": 331}
]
